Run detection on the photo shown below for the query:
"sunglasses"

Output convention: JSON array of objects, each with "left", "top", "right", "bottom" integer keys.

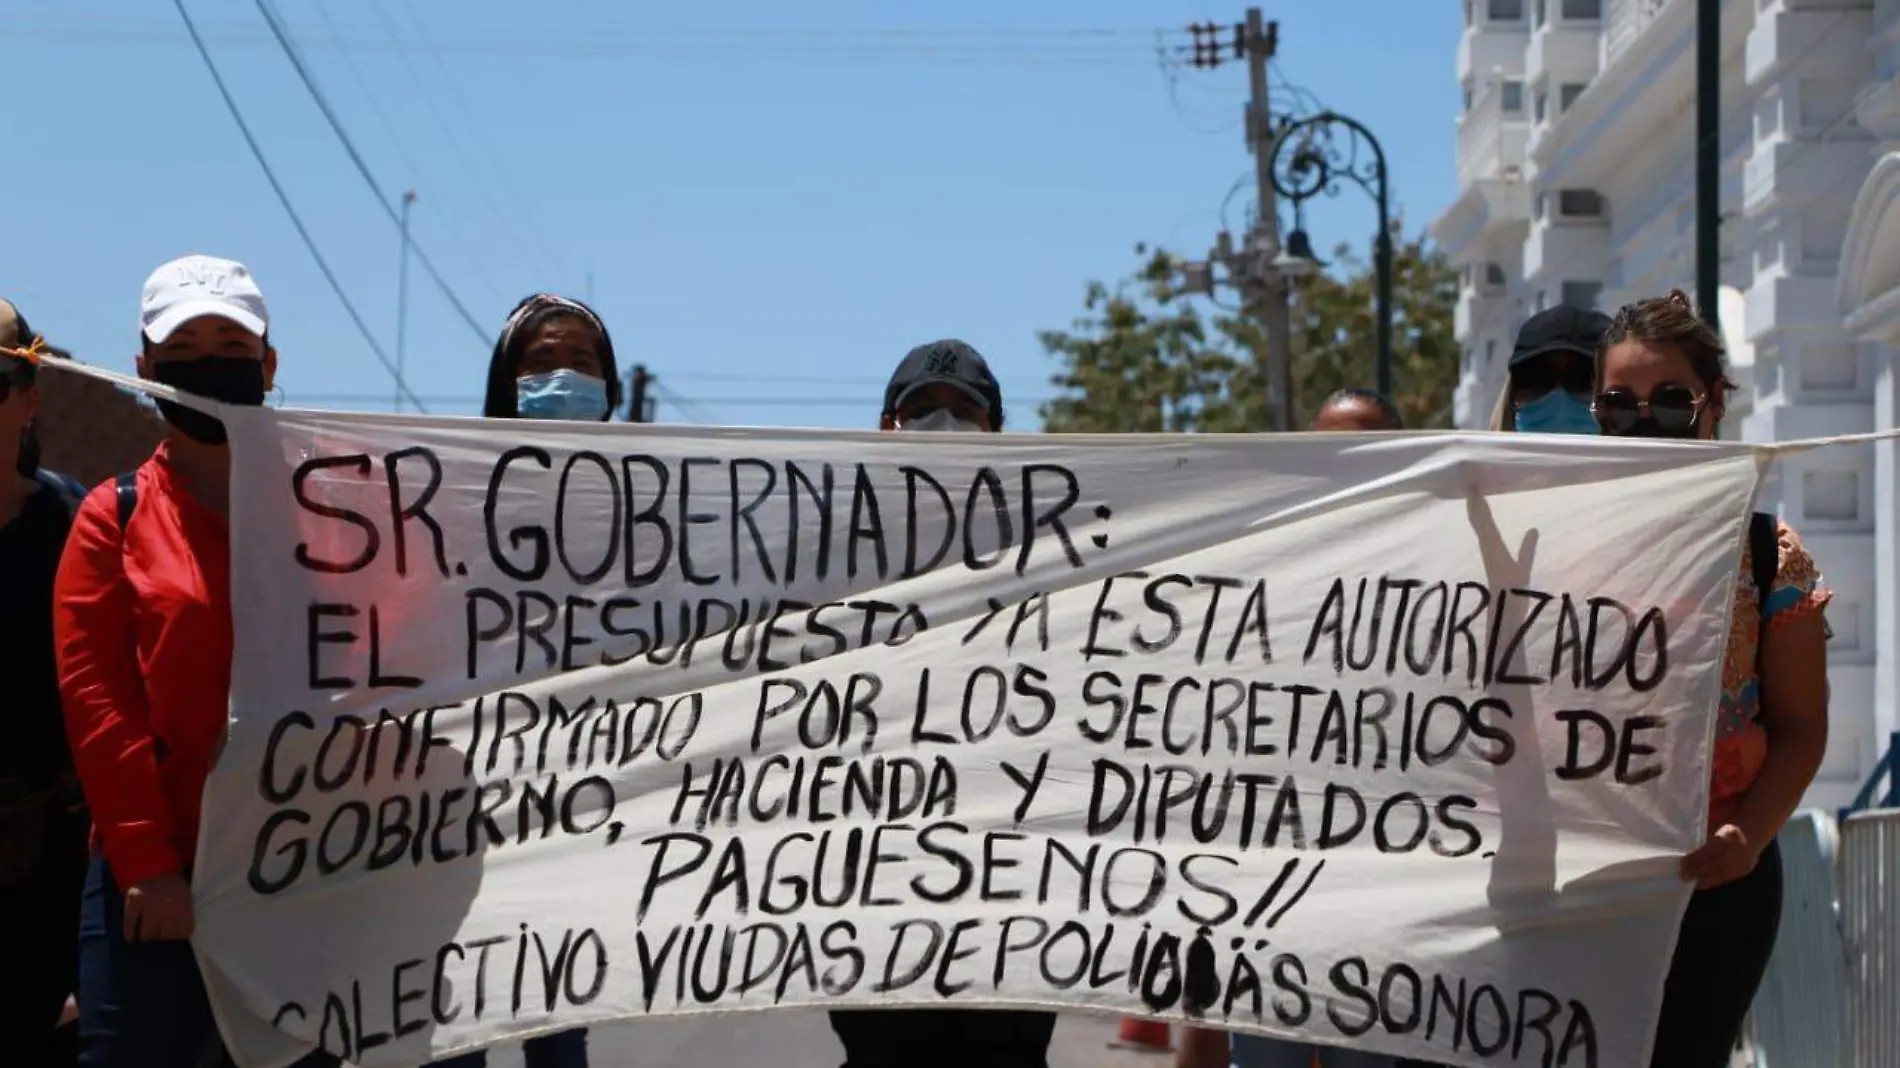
[
  {"left": 1592, "top": 385, "right": 1705, "bottom": 435},
  {"left": 1511, "top": 358, "right": 1594, "bottom": 401}
]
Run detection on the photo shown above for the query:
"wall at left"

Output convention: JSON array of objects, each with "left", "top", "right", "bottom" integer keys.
[{"left": 35, "top": 358, "right": 164, "bottom": 490}]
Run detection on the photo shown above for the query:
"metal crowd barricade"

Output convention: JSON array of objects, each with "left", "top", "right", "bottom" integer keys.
[
  {"left": 1744, "top": 811, "right": 1846, "bottom": 1068},
  {"left": 1841, "top": 809, "right": 1899, "bottom": 1068},
  {"left": 1838, "top": 731, "right": 1900, "bottom": 824},
  {"left": 1744, "top": 729, "right": 1900, "bottom": 1068}
]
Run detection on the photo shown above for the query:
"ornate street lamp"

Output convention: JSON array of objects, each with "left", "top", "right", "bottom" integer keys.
[
  {"left": 1273, "top": 227, "right": 1323, "bottom": 280},
  {"left": 1268, "top": 111, "right": 1394, "bottom": 397}
]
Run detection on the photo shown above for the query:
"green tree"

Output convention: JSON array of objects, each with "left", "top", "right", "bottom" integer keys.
[{"left": 1037, "top": 229, "right": 1460, "bottom": 432}]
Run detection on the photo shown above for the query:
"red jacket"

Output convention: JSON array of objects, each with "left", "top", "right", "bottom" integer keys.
[{"left": 54, "top": 443, "right": 231, "bottom": 887}]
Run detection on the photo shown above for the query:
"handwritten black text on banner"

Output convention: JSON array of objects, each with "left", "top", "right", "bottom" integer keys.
[{"left": 192, "top": 415, "right": 1760, "bottom": 1068}]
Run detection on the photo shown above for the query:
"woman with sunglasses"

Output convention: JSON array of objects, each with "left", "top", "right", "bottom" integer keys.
[
  {"left": 1590, "top": 289, "right": 1831, "bottom": 1067},
  {"left": 1489, "top": 304, "right": 1610, "bottom": 434}
]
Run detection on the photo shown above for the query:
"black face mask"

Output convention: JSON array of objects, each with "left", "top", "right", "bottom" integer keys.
[{"left": 149, "top": 356, "right": 266, "bottom": 445}]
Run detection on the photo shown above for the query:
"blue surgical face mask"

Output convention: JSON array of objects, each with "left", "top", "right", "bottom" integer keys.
[
  {"left": 517, "top": 370, "right": 609, "bottom": 422},
  {"left": 1513, "top": 390, "right": 1598, "bottom": 435}
]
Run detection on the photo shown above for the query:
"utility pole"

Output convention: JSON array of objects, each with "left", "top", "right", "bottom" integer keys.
[
  {"left": 1174, "top": 12, "right": 1301, "bottom": 431},
  {"left": 395, "top": 189, "right": 417, "bottom": 413},
  {"left": 1695, "top": 0, "right": 1720, "bottom": 332},
  {"left": 1241, "top": 8, "right": 1296, "bottom": 432},
  {"left": 627, "top": 364, "right": 653, "bottom": 423}
]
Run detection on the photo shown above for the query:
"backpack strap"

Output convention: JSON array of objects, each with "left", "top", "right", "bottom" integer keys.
[
  {"left": 31, "top": 468, "right": 87, "bottom": 518},
  {"left": 1748, "top": 511, "right": 1777, "bottom": 679},
  {"left": 115, "top": 471, "right": 140, "bottom": 532}
]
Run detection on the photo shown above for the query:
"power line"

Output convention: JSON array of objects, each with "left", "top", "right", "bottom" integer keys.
[
  {"left": 285, "top": 391, "right": 1060, "bottom": 409},
  {"left": 16, "top": 14, "right": 1161, "bottom": 39},
  {"left": 250, "top": 0, "right": 499, "bottom": 348},
  {"left": 1217, "top": 171, "right": 1253, "bottom": 237},
  {"left": 659, "top": 370, "right": 1056, "bottom": 386},
  {"left": 169, "top": 0, "right": 426, "bottom": 412},
  {"left": 10, "top": 18, "right": 1164, "bottom": 63},
  {"left": 1154, "top": 31, "right": 1242, "bottom": 135},
  {"left": 681, "top": 394, "right": 1061, "bottom": 407},
  {"left": 1269, "top": 60, "right": 1328, "bottom": 116},
  {"left": 651, "top": 381, "right": 722, "bottom": 424},
  {"left": 305, "top": 0, "right": 508, "bottom": 309},
  {"left": 290, "top": 366, "right": 1061, "bottom": 392},
  {"left": 371, "top": 0, "right": 569, "bottom": 284}
]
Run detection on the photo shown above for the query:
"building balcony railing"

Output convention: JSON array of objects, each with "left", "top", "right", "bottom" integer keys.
[
  {"left": 1458, "top": 82, "right": 1530, "bottom": 186},
  {"left": 1528, "top": 20, "right": 1601, "bottom": 85},
  {"left": 1604, "top": 0, "right": 1670, "bottom": 69}
]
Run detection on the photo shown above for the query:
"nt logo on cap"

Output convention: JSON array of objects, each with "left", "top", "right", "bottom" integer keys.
[
  {"left": 140, "top": 254, "right": 270, "bottom": 344},
  {"left": 175, "top": 260, "right": 235, "bottom": 295}
]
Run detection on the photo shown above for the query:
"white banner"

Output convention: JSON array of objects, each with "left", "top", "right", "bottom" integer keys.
[{"left": 190, "top": 409, "right": 1768, "bottom": 1068}]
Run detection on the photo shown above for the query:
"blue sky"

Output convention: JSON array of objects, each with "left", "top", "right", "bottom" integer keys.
[{"left": 2, "top": 1, "right": 1458, "bottom": 429}]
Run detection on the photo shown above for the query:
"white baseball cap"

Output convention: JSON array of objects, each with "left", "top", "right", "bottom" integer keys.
[{"left": 140, "top": 254, "right": 269, "bottom": 344}]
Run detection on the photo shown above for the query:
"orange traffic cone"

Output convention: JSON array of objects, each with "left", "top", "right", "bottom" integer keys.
[{"left": 1111, "top": 1016, "right": 1172, "bottom": 1052}]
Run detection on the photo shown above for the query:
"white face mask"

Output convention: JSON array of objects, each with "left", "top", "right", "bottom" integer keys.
[{"left": 899, "top": 409, "right": 983, "bottom": 434}]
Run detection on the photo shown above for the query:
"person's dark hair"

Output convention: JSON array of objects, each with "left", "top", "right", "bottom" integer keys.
[
  {"left": 1318, "top": 387, "right": 1403, "bottom": 429},
  {"left": 6, "top": 305, "right": 42, "bottom": 476},
  {"left": 5, "top": 307, "right": 35, "bottom": 353},
  {"left": 13, "top": 423, "right": 34, "bottom": 477},
  {"left": 482, "top": 294, "right": 623, "bottom": 420},
  {"left": 2, "top": 304, "right": 36, "bottom": 372},
  {"left": 1598, "top": 289, "right": 1736, "bottom": 405}
]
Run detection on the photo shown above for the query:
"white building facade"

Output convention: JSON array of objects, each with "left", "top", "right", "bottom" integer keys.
[{"left": 1432, "top": 0, "right": 1897, "bottom": 809}]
